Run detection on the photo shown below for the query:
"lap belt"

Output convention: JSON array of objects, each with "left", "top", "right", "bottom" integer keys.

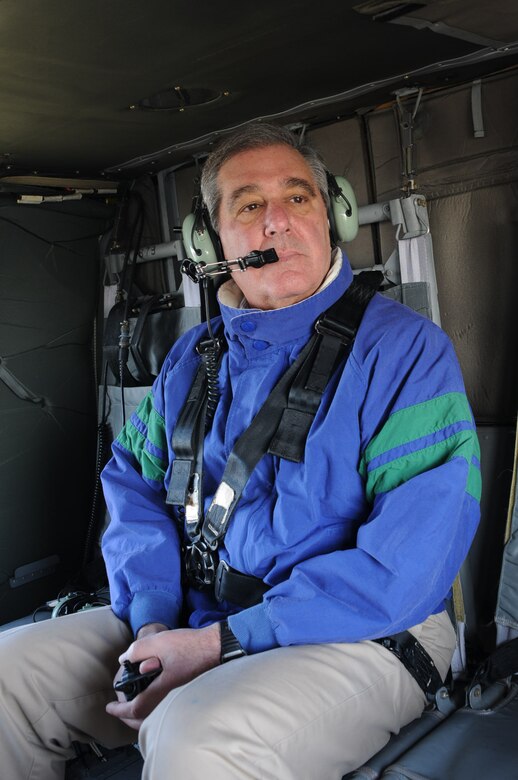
[
  {"left": 214, "top": 560, "right": 271, "bottom": 608},
  {"left": 215, "top": 561, "right": 443, "bottom": 699},
  {"left": 374, "top": 631, "right": 444, "bottom": 699}
]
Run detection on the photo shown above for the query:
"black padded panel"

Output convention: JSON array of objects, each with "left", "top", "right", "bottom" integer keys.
[
  {"left": 342, "top": 709, "right": 448, "bottom": 779},
  {"left": 0, "top": 198, "right": 113, "bottom": 622},
  {"left": 379, "top": 683, "right": 518, "bottom": 779}
]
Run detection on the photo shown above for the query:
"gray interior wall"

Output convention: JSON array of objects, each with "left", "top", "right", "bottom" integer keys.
[
  {"left": 309, "top": 68, "right": 518, "bottom": 424},
  {"left": 306, "top": 119, "right": 378, "bottom": 271}
]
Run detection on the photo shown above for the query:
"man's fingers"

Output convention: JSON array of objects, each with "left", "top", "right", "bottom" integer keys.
[
  {"left": 110, "top": 626, "right": 221, "bottom": 730},
  {"left": 109, "top": 666, "right": 165, "bottom": 722},
  {"left": 105, "top": 700, "right": 142, "bottom": 731},
  {"left": 106, "top": 681, "right": 163, "bottom": 729},
  {"left": 139, "top": 656, "right": 162, "bottom": 674},
  {"left": 119, "top": 634, "right": 162, "bottom": 665}
]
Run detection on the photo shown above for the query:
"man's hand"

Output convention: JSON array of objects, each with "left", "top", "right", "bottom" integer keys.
[
  {"left": 107, "top": 623, "right": 221, "bottom": 730},
  {"left": 136, "top": 622, "right": 169, "bottom": 640}
]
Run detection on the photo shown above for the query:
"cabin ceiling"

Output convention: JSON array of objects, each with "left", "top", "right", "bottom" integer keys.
[{"left": 0, "top": 0, "right": 517, "bottom": 180}]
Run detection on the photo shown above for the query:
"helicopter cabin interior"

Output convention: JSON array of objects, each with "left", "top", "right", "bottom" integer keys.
[{"left": 0, "top": 1, "right": 517, "bottom": 778}]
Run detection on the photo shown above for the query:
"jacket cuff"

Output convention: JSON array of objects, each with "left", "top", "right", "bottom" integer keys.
[
  {"left": 127, "top": 590, "right": 181, "bottom": 637},
  {"left": 228, "top": 603, "right": 279, "bottom": 653}
]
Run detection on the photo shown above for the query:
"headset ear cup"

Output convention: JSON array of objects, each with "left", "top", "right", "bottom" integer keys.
[
  {"left": 330, "top": 176, "right": 359, "bottom": 243},
  {"left": 182, "top": 212, "right": 221, "bottom": 265}
]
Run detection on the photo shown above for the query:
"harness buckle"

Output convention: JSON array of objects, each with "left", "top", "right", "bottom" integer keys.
[
  {"left": 204, "top": 481, "right": 235, "bottom": 545},
  {"left": 184, "top": 538, "right": 218, "bottom": 589}
]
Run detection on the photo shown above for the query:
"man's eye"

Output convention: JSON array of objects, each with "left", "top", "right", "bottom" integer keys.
[
  {"left": 290, "top": 195, "right": 307, "bottom": 204},
  {"left": 241, "top": 203, "right": 260, "bottom": 213}
]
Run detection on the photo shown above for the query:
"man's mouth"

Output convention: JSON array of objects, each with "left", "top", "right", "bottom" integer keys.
[{"left": 271, "top": 250, "right": 302, "bottom": 262}]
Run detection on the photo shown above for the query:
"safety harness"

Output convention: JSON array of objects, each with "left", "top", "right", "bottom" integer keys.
[{"left": 166, "top": 271, "right": 443, "bottom": 698}]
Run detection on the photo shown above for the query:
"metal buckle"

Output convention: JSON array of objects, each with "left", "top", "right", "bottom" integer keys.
[
  {"left": 204, "top": 481, "right": 235, "bottom": 543},
  {"left": 184, "top": 472, "right": 200, "bottom": 525},
  {"left": 184, "top": 539, "right": 218, "bottom": 589}
]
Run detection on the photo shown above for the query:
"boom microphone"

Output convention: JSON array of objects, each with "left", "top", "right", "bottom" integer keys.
[{"left": 181, "top": 248, "right": 279, "bottom": 283}]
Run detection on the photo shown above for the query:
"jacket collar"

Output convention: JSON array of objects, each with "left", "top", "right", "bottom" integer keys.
[{"left": 218, "top": 249, "right": 353, "bottom": 350}]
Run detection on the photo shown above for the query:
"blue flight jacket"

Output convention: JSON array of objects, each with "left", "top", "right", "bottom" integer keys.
[{"left": 101, "top": 252, "right": 481, "bottom": 653}]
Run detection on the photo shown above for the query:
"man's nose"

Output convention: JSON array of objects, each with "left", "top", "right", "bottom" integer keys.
[{"left": 264, "top": 202, "right": 290, "bottom": 236}]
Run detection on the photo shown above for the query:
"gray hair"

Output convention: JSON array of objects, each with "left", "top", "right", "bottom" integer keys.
[{"left": 200, "top": 123, "right": 330, "bottom": 232}]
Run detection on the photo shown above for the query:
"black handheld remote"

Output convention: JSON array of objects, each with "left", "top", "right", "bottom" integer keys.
[{"left": 114, "top": 660, "right": 161, "bottom": 701}]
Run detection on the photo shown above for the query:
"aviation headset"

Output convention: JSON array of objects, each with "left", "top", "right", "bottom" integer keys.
[{"left": 181, "top": 172, "right": 359, "bottom": 265}]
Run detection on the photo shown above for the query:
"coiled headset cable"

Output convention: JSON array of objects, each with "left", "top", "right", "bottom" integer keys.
[{"left": 198, "top": 277, "right": 222, "bottom": 427}]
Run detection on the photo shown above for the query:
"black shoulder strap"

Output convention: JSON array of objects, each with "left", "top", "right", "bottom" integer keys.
[
  {"left": 166, "top": 332, "right": 226, "bottom": 539},
  {"left": 268, "top": 271, "right": 383, "bottom": 462},
  {"left": 201, "top": 334, "right": 318, "bottom": 548}
]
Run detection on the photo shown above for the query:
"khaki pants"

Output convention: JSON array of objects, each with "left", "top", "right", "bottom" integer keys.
[{"left": 0, "top": 606, "right": 455, "bottom": 780}]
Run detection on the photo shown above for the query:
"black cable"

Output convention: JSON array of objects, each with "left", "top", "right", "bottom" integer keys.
[
  {"left": 203, "top": 343, "right": 220, "bottom": 425},
  {"left": 117, "top": 198, "right": 144, "bottom": 302},
  {"left": 31, "top": 604, "right": 53, "bottom": 623},
  {"left": 200, "top": 278, "right": 221, "bottom": 425},
  {"left": 202, "top": 278, "right": 214, "bottom": 339},
  {"left": 81, "top": 361, "right": 112, "bottom": 571},
  {"left": 116, "top": 192, "right": 146, "bottom": 427},
  {"left": 0, "top": 214, "right": 111, "bottom": 250},
  {"left": 121, "top": 204, "right": 145, "bottom": 323}
]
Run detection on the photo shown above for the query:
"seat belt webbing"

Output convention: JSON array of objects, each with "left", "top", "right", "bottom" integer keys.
[
  {"left": 202, "top": 333, "right": 318, "bottom": 548},
  {"left": 269, "top": 273, "right": 381, "bottom": 462}
]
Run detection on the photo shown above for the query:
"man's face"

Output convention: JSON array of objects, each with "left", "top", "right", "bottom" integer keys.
[{"left": 216, "top": 144, "right": 332, "bottom": 310}]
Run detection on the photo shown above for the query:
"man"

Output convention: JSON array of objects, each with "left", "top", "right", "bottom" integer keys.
[{"left": 0, "top": 123, "right": 480, "bottom": 779}]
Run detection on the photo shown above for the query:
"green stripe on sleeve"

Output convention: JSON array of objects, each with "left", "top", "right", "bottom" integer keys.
[
  {"left": 116, "top": 393, "right": 167, "bottom": 483},
  {"left": 146, "top": 406, "right": 167, "bottom": 454},
  {"left": 363, "top": 392, "right": 475, "bottom": 466},
  {"left": 365, "top": 428, "right": 481, "bottom": 503}
]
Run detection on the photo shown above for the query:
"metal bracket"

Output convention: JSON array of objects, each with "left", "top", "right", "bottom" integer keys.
[
  {"left": 395, "top": 87, "right": 424, "bottom": 193},
  {"left": 390, "top": 194, "right": 429, "bottom": 240},
  {"left": 435, "top": 685, "right": 458, "bottom": 715}
]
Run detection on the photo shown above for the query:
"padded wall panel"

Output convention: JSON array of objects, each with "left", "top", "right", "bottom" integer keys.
[
  {"left": 309, "top": 119, "right": 378, "bottom": 270},
  {"left": 0, "top": 198, "right": 112, "bottom": 622},
  {"left": 367, "top": 69, "right": 518, "bottom": 423},
  {"left": 428, "top": 186, "right": 518, "bottom": 422}
]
